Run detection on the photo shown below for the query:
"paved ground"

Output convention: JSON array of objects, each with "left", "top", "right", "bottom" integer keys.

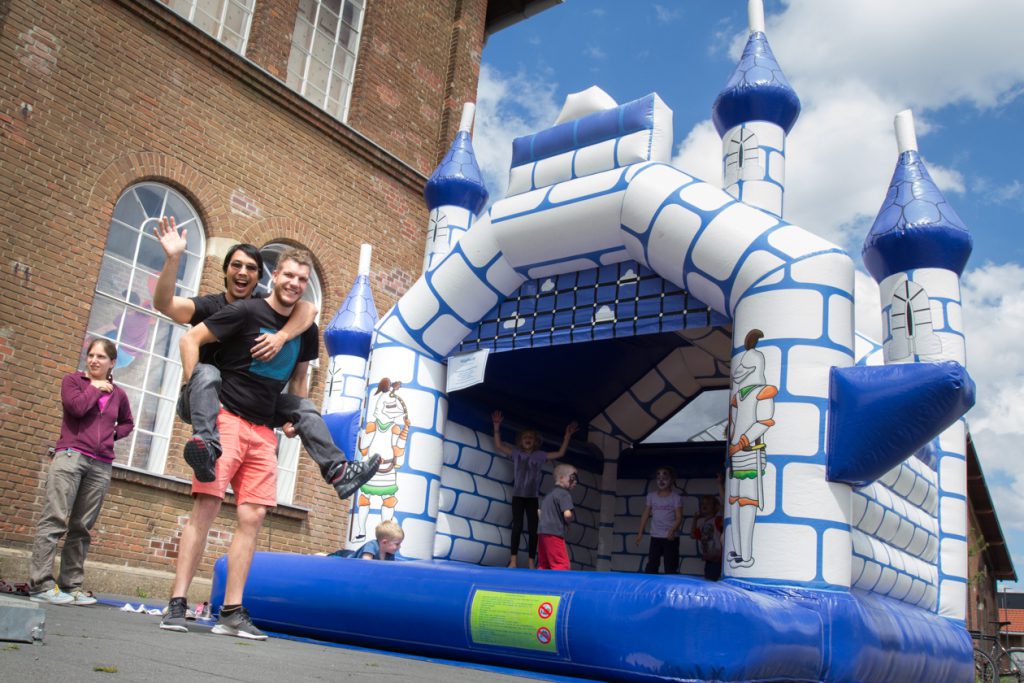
[{"left": 0, "top": 595, "right": 589, "bottom": 682}]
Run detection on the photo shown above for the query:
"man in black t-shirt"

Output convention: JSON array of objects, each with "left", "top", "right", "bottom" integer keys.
[
  {"left": 160, "top": 249, "right": 319, "bottom": 639},
  {"left": 153, "top": 217, "right": 378, "bottom": 498}
]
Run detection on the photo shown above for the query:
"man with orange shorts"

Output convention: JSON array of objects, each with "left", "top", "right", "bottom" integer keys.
[{"left": 160, "top": 248, "right": 320, "bottom": 640}]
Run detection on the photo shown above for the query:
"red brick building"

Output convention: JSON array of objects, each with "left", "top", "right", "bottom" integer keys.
[
  {"left": 0, "top": 0, "right": 553, "bottom": 599},
  {"left": 967, "top": 435, "right": 1016, "bottom": 640}
]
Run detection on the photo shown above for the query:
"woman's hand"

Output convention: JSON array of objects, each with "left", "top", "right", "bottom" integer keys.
[{"left": 91, "top": 379, "right": 113, "bottom": 393}]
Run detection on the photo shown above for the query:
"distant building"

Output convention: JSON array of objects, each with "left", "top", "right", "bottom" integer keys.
[{"left": 968, "top": 435, "right": 1016, "bottom": 639}]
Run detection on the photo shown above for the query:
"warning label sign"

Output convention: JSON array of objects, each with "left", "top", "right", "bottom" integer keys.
[{"left": 469, "top": 590, "right": 562, "bottom": 654}]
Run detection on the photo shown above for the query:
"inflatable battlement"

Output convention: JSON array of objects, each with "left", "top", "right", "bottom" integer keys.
[{"left": 507, "top": 91, "right": 672, "bottom": 196}]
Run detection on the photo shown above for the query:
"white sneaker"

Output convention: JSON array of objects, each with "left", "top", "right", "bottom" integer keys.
[
  {"left": 69, "top": 590, "right": 97, "bottom": 606},
  {"left": 29, "top": 586, "right": 74, "bottom": 604}
]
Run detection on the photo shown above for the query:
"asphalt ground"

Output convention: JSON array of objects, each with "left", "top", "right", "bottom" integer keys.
[{"left": 0, "top": 594, "right": 598, "bottom": 682}]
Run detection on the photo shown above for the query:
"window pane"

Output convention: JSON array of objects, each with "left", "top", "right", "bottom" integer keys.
[
  {"left": 84, "top": 295, "right": 126, "bottom": 341},
  {"left": 137, "top": 231, "right": 169, "bottom": 273},
  {"left": 95, "top": 254, "right": 134, "bottom": 299},
  {"left": 297, "top": 0, "right": 317, "bottom": 23},
  {"left": 112, "top": 191, "right": 146, "bottom": 228},
  {"left": 286, "top": 48, "right": 307, "bottom": 89},
  {"left": 292, "top": 17, "right": 314, "bottom": 52},
  {"left": 152, "top": 318, "right": 186, "bottom": 360},
  {"left": 145, "top": 354, "right": 182, "bottom": 395},
  {"left": 104, "top": 221, "right": 139, "bottom": 262},
  {"left": 311, "top": 33, "right": 334, "bottom": 65},
  {"left": 130, "top": 431, "right": 154, "bottom": 471},
  {"left": 307, "top": 58, "right": 330, "bottom": 93},
  {"left": 224, "top": 1, "right": 248, "bottom": 35},
  {"left": 318, "top": 4, "right": 339, "bottom": 34},
  {"left": 221, "top": 31, "right": 242, "bottom": 53},
  {"left": 338, "top": 23, "right": 358, "bottom": 53},
  {"left": 134, "top": 185, "right": 165, "bottom": 219}
]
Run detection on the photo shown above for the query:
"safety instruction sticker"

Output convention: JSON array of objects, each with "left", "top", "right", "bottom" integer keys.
[{"left": 469, "top": 589, "right": 562, "bottom": 654}]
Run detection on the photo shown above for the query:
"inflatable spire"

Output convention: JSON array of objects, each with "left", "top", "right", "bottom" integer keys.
[
  {"left": 321, "top": 244, "right": 379, "bottom": 460},
  {"left": 712, "top": 0, "right": 800, "bottom": 217},
  {"left": 862, "top": 113, "right": 972, "bottom": 284},
  {"left": 422, "top": 103, "right": 489, "bottom": 271},
  {"left": 859, "top": 110, "right": 974, "bottom": 621}
]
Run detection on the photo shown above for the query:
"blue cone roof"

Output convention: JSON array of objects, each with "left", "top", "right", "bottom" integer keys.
[
  {"left": 712, "top": 31, "right": 801, "bottom": 136},
  {"left": 862, "top": 150, "right": 972, "bottom": 282},
  {"left": 424, "top": 130, "right": 489, "bottom": 214},
  {"left": 324, "top": 273, "right": 378, "bottom": 359}
]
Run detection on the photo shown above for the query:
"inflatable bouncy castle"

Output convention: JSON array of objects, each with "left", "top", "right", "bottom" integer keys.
[{"left": 214, "top": 2, "right": 979, "bottom": 680}]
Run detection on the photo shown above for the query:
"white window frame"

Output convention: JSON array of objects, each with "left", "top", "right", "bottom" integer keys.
[
  {"left": 87, "top": 182, "right": 205, "bottom": 474},
  {"left": 286, "top": 0, "right": 367, "bottom": 121}
]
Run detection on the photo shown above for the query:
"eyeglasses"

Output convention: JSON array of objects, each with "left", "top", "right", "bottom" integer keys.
[{"left": 228, "top": 261, "right": 259, "bottom": 273}]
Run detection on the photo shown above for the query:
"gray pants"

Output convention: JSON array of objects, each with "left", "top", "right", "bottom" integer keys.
[
  {"left": 29, "top": 449, "right": 112, "bottom": 593},
  {"left": 177, "top": 363, "right": 347, "bottom": 483}
]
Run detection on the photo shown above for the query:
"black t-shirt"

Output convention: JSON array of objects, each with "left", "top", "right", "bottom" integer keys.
[
  {"left": 189, "top": 293, "right": 230, "bottom": 364},
  {"left": 202, "top": 298, "right": 319, "bottom": 425}
]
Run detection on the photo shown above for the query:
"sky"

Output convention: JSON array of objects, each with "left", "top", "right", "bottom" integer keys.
[{"left": 474, "top": 0, "right": 1024, "bottom": 590}]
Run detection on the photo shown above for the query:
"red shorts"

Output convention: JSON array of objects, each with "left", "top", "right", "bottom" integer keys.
[
  {"left": 192, "top": 409, "right": 277, "bottom": 507},
  {"left": 537, "top": 534, "right": 570, "bottom": 570}
]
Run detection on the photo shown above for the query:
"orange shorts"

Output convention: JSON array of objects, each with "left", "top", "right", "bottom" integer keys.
[{"left": 192, "top": 409, "right": 277, "bottom": 507}]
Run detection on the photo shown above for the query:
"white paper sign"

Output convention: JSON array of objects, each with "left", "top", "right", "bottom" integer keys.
[{"left": 446, "top": 348, "right": 490, "bottom": 392}]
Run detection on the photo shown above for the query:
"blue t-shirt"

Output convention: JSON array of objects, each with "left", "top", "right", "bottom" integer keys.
[{"left": 329, "top": 539, "right": 395, "bottom": 561}]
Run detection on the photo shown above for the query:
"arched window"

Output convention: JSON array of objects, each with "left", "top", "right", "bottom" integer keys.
[
  {"left": 257, "top": 243, "right": 323, "bottom": 504},
  {"left": 83, "top": 182, "right": 205, "bottom": 472}
]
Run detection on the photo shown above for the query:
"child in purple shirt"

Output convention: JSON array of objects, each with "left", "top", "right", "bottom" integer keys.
[{"left": 492, "top": 411, "right": 578, "bottom": 568}]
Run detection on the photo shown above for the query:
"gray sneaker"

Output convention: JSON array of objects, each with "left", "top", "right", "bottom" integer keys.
[
  {"left": 159, "top": 597, "right": 189, "bottom": 632},
  {"left": 211, "top": 606, "right": 266, "bottom": 640}
]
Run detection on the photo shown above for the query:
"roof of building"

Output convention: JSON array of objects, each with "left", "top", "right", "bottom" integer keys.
[
  {"left": 998, "top": 607, "right": 1024, "bottom": 633},
  {"left": 969, "top": 434, "right": 1016, "bottom": 581},
  {"left": 485, "top": 0, "right": 564, "bottom": 36}
]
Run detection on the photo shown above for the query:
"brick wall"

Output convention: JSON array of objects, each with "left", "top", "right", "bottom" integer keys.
[{"left": 0, "top": 0, "right": 486, "bottom": 589}]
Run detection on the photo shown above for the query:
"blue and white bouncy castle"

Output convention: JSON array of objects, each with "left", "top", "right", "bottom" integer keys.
[{"left": 214, "top": 2, "right": 979, "bottom": 680}]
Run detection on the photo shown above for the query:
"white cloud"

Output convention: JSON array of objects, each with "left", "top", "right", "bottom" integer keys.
[
  {"left": 960, "top": 262, "right": 1024, "bottom": 565},
  {"left": 584, "top": 45, "right": 606, "bottom": 60},
  {"left": 653, "top": 4, "right": 681, "bottom": 24},
  {"left": 473, "top": 65, "right": 562, "bottom": 202},
  {"left": 764, "top": 0, "right": 1024, "bottom": 110},
  {"left": 671, "top": 119, "right": 721, "bottom": 187}
]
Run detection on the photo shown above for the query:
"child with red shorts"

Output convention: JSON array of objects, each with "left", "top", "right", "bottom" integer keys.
[{"left": 536, "top": 464, "right": 577, "bottom": 570}]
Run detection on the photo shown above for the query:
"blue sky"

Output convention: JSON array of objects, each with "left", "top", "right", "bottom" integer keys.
[{"left": 474, "top": 0, "right": 1024, "bottom": 590}]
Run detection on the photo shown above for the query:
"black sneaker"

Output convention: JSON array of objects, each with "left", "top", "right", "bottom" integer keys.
[
  {"left": 211, "top": 606, "right": 267, "bottom": 640},
  {"left": 330, "top": 455, "right": 381, "bottom": 500},
  {"left": 183, "top": 437, "right": 217, "bottom": 483},
  {"left": 160, "top": 597, "right": 189, "bottom": 632}
]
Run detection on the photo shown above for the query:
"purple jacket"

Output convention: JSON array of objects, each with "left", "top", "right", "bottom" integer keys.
[{"left": 55, "top": 373, "right": 134, "bottom": 463}]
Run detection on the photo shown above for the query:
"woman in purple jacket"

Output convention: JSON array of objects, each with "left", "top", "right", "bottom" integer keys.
[{"left": 28, "top": 338, "right": 134, "bottom": 605}]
